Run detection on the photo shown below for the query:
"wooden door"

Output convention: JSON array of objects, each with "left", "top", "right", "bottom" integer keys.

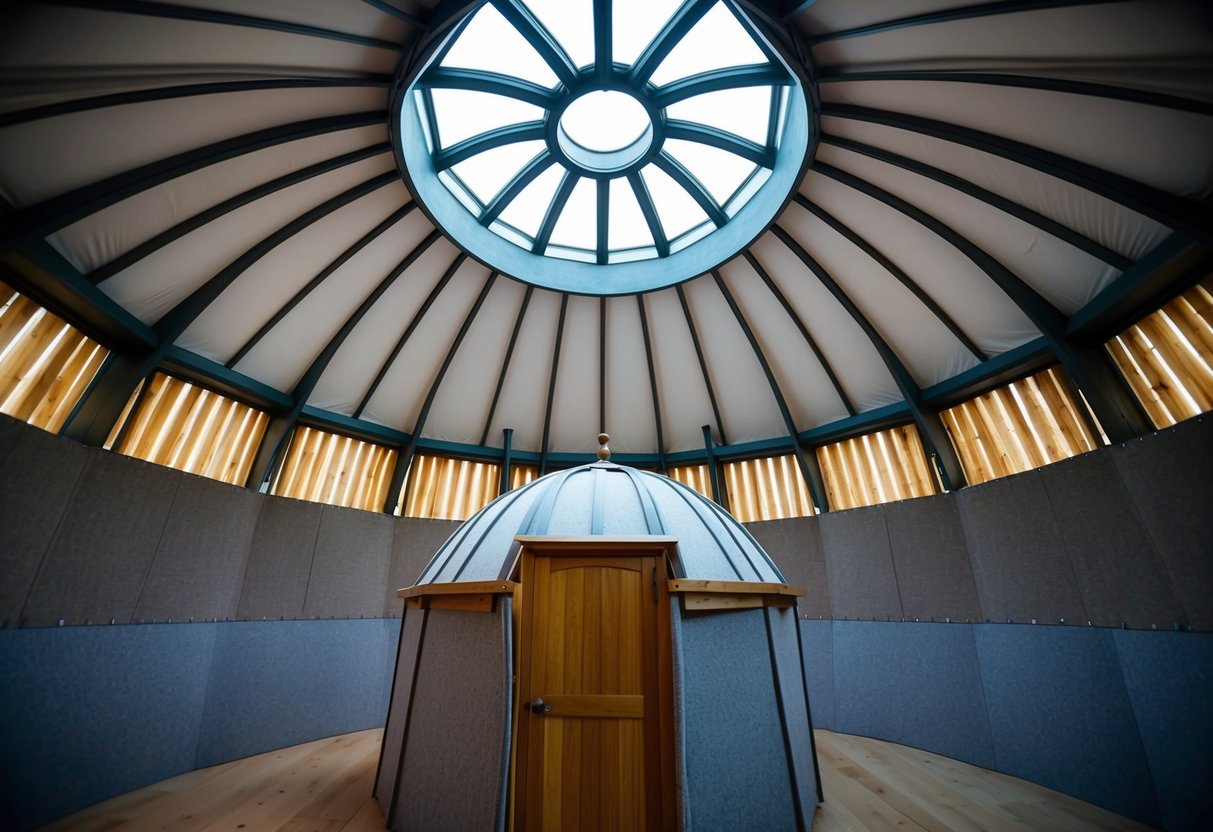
[{"left": 514, "top": 546, "right": 674, "bottom": 831}]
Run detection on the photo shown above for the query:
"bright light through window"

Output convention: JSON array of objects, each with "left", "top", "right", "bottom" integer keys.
[
  {"left": 402, "top": 0, "right": 806, "bottom": 291},
  {"left": 560, "top": 92, "right": 650, "bottom": 152}
]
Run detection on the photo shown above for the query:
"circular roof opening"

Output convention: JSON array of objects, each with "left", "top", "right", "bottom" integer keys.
[
  {"left": 396, "top": 0, "right": 813, "bottom": 295},
  {"left": 559, "top": 91, "right": 651, "bottom": 156}
]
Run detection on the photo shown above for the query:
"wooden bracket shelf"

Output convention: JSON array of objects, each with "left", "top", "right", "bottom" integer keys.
[
  {"left": 397, "top": 580, "right": 518, "bottom": 612},
  {"left": 667, "top": 579, "right": 805, "bottom": 612}
]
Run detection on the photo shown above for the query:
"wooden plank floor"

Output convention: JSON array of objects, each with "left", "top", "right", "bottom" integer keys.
[{"left": 43, "top": 728, "right": 1156, "bottom": 832}]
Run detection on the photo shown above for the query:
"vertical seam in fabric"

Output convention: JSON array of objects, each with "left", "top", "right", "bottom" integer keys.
[
  {"left": 16, "top": 439, "right": 91, "bottom": 626},
  {"left": 1039, "top": 468, "right": 1091, "bottom": 625},
  {"left": 129, "top": 471, "right": 186, "bottom": 623},
  {"left": 299, "top": 507, "right": 326, "bottom": 617},
  {"left": 881, "top": 510, "right": 906, "bottom": 620},
  {"left": 1110, "top": 629, "right": 1165, "bottom": 825}
]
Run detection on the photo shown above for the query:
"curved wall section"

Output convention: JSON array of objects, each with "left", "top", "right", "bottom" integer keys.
[
  {"left": 0, "top": 412, "right": 461, "bottom": 628},
  {"left": 750, "top": 415, "right": 1213, "bottom": 632},
  {"left": 1, "top": 414, "right": 1210, "bottom": 830},
  {"left": 0, "top": 618, "right": 398, "bottom": 831}
]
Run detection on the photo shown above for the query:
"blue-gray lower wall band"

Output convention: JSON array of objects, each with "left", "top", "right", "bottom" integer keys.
[
  {"left": 804, "top": 619, "right": 1213, "bottom": 832},
  {"left": 0, "top": 618, "right": 398, "bottom": 831}
]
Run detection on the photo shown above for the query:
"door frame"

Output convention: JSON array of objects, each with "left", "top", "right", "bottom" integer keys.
[{"left": 509, "top": 535, "right": 680, "bottom": 831}]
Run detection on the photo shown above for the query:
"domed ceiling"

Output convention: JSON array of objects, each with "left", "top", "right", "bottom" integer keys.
[{"left": 1, "top": 0, "right": 1210, "bottom": 464}]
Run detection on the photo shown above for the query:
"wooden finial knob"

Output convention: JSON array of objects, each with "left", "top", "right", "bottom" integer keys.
[{"left": 597, "top": 433, "right": 611, "bottom": 460}]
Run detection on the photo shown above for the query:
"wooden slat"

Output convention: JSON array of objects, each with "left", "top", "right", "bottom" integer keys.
[
  {"left": 1140, "top": 313, "right": 1212, "bottom": 409},
  {"left": 721, "top": 454, "right": 814, "bottom": 522},
  {"left": 272, "top": 424, "right": 396, "bottom": 511},
  {"left": 397, "top": 580, "right": 518, "bottom": 598},
  {"left": 667, "top": 579, "right": 805, "bottom": 596},
  {"left": 510, "top": 464, "right": 538, "bottom": 490},
  {"left": 815, "top": 423, "right": 937, "bottom": 510},
  {"left": 942, "top": 366, "right": 1099, "bottom": 486},
  {"left": 400, "top": 453, "right": 500, "bottom": 520},
  {"left": 110, "top": 372, "right": 267, "bottom": 487},
  {"left": 0, "top": 286, "right": 109, "bottom": 433},
  {"left": 667, "top": 464, "right": 711, "bottom": 498},
  {"left": 680, "top": 592, "right": 765, "bottom": 610}
]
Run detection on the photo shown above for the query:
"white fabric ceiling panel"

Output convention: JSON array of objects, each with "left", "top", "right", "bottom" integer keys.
[
  {"left": 799, "top": 172, "right": 1038, "bottom": 356},
  {"left": 792, "top": 1, "right": 971, "bottom": 40},
  {"left": 307, "top": 236, "right": 460, "bottom": 415},
  {"left": 100, "top": 153, "right": 395, "bottom": 325},
  {"left": 361, "top": 259, "right": 493, "bottom": 432},
  {"left": 100, "top": 153, "right": 397, "bottom": 325},
  {"left": 771, "top": 203, "right": 975, "bottom": 390},
  {"left": 485, "top": 288, "right": 565, "bottom": 453},
  {"left": 807, "top": 1, "right": 1213, "bottom": 71},
  {"left": 746, "top": 232, "right": 901, "bottom": 412},
  {"left": 820, "top": 80, "right": 1213, "bottom": 199},
  {"left": 166, "top": 0, "right": 413, "bottom": 44},
  {"left": 0, "top": 86, "right": 388, "bottom": 206},
  {"left": 0, "top": 6, "right": 400, "bottom": 75},
  {"left": 820, "top": 115, "right": 1173, "bottom": 263},
  {"left": 645, "top": 289, "right": 720, "bottom": 453},
  {"left": 547, "top": 295, "right": 603, "bottom": 455},
  {"left": 603, "top": 296, "right": 658, "bottom": 455},
  {"left": 679, "top": 275, "right": 786, "bottom": 446},
  {"left": 817, "top": 143, "right": 1120, "bottom": 315},
  {"left": 234, "top": 208, "right": 437, "bottom": 390},
  {"left": 423, "top": 278, "right": 531, "bottom": 448},
  {"left": 716, "top": 257, "right": 852, "bottom": 431},
  {"left": 176, "top": 181, "right": 409, "bottom": 363},
  {"left": 47, "top": 126, "right": 391, "bottom": 275}
]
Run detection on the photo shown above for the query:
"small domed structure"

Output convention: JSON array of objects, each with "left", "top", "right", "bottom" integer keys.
[
  {"left": 415, "top": 458, "right": 786, "bottom": 586},
  {"left": 376, "top": 455, "right": 820, "bottom": 832}
]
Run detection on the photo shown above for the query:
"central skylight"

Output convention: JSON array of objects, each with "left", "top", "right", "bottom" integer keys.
[{"left": 398, "top": 0, "right": 810, "bottom": 294}]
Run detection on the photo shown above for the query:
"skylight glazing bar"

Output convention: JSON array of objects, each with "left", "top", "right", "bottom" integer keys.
[
  {"left": 492, "top": 0, "right": 579, "bottom": 86},
  {"left": 594, "top": 0, "right": 613, "bottom": 85},
  {"left": 628, "top": 173, "right": 670, "bottom": 257},
  {"left": 654, "top": 153, "right": 727, "bottom": 227},
  {"left": 628, "top": 0, "right": 716, "bottom": 85},
  {"left": 533, "top": 172, "right": 579, "bottom": 253},
  {"left": 481, "top": 152, "right": 557, "bottom": 224}
]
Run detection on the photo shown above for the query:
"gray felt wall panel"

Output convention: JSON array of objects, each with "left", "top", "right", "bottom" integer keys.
[
  {"left": 1112, "top": 417, "right": 1213, "bottom": 630},
  {"left": 798, "top": 619, "right": 834, "bottom": 731},
  {"left": 767, "top": 607, "right": 819, "bottom": 823},
  {"left": 392, "top": 608, "right": 507, "bottom": 832},
  {"left": 237, "top": 498, "right": 324, "bottom": 620},
  {"left": 746, "top": 516, "right": 831, "bottom": 617},
  {"left": 974, "top": 625, "right": 1158, "bottom": 825},
  {"left": 133, "top": 476, "right": 261, "bottom": 622},
  {"left": 303, "top": 505, "right": 394, "bottom": 618},
  {"left": 679, "top": 608, "right": 798, "bottom": 832},
  {"left": 834, "top": 620, "right": 996, "bottom": 769},
  {"left": 0, "top": 623, "right": 217, "bottom": 830},
  {"left": 385, "top": 518, "right": 461, "bottom": 616},
  {"left": 956, "top": 470, "right": 1085, "bottom": 624},
  {"left": 1114, "top": 630, "right": 1213, "bottom": 832},
  {"left": 375, "top": 608, "right": 427, "bottom": 815},
  {"left": 818, "top": 506, "right": 902, "bottom": 620},
  {"left": 883, "top": 497, "right": 981, "bottom": 622},
  {"left": 194, "top": 618, "right": 392, "bottom": 768},
  {"left": 0, "top": 428, "right": 86, "bottom": 624},
  {"left": 23, "top": 451, "right": 181, "bottom": 627},
  {"left": 1041, "top": 451, "right": 1181, "bottom": 628}
]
